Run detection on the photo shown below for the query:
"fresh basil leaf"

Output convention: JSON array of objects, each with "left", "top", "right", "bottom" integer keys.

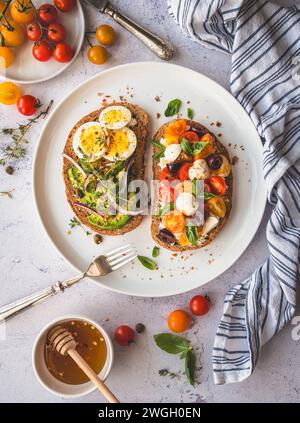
[
  {"left": 185, "top": 226, "right": 198, "bottom": 245},
  {"left": 137, "top": 255, "right": 158, "bottom": 270},
  {"left": 159, "top": 202, "right": 174, "bottom": 217},
  {"left": 153, "top": 150, "right": 165, "bottom": 161},
  {"left": 187, "top": 108, "right": 194, "bottom": 119},
  {"left": 151, "top": 139, "right": 166, "bottom": 161},
  {"left": 151, "top": 139, "right": 164, "bottom": 149},
  {"left": 192, "top": 141, "right": 207, "bottom": 156},
  {"left": 164, "top": 99, "right": 182, "bottom": 117},
  {"left": 152, "top": 246, "right": 160, "bottom": 258},
  {"left": 202, "top": 192, "right": 215, "bottom": 200},
  {"left": 185, "top": 349, "right": 196, "bottom": 386},
  {"left": 180, "top": 138, "right": 193, "bottom": 155},
  {"left": 154, "top": 333, "right": 190, "bottom": 354}
]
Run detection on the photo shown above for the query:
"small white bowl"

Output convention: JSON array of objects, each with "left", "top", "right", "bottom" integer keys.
[{"left": 32, "top": 315, "right": 114, "bottom": 398}]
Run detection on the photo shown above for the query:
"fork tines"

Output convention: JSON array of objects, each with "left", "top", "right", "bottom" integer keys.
[{"left": 105, "top": 244, "right": 137, "bottom": 271}]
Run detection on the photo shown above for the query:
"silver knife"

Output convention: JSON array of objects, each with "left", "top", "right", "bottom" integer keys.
[{"left": 84, "top": 0, "right": 174, "bottom": 60}]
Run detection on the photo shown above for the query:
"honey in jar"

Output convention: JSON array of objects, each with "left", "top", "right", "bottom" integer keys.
[{"left": 44, "top": 319, "right": 107, "bottom": 385}]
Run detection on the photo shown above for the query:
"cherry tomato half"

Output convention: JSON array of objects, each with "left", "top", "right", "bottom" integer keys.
[
  {"left": 207, "top": 196, "right": 226, "bottom": 218},
  {"left": 0, "top": 81, "right": 21, "bottom": 105},
  {"left": 162, "top": 212, "right": 186, "bottom": 234},
  {"left": 189, "top": 295, "right": 210, "bottom": 316},
  {"left": 26, "top": 22, "right": 42, "bottom": 42},
  {"left": 204, "top": 180, "right": 212, "bottom": 193},
  {"left": 181, "top": 131, "right": 199, "bottom": 143},
  {"left": 37, "top": 4, "right": 58, "bottom": 25},
  {"left": 208, "top": 175, "right": 227, "bottom": 196},
  {"left": 178, "top": 162, "right": 193, "bottom": 181},
  {"left": 54, "top": 0, "right": 76, "bottom": 12},
  {"left": 159, "top": 167, "right": 176, "bottom": 182},
  {"left": 17, "top": 95, "right": 40, "bottom": 116},
  {"left": 47, "top": 22, "right": 66, "bottom": 43},
  {"left": 168, "top": 309, "right": 190, "bottom": 333},
  {"left": 32, "top": 40, "right": 52, "bottom": 61},
  {"left": 52, "top": 42, "right": 73, "bottom": 62},
  {"left": 114, "top": 325, "right": 135, "bottom": 346},
  {"left": 159, "top": 180, "right": 175, "bottom": 203}
]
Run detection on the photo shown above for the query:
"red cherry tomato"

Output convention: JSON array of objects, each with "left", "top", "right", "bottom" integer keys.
[
  {"left": 54, "top": 0, "right": 76, "bottom": 12},
  {"left": 189, "top": 295, "right": 211, "bottom": 316},
  {"left": 208, "top": 175, "right": 227, "bottom": 196},
  {"left": 181, "top": 131, "right": 199, "bottom": 143},
  {"left": 47, "top": 22, "right": 66, "bottom": 43},
  {"left": 37, "top": 4, "right": 58, "bottom": 25},
  {"left": 178, "top": 162, "right": 193, "bottom": 181},
  {"left": 204, "top": 180, "right": 211, "bottom": 193},
  {"left": 17, "top": 95, "right": 40, "bottom": 116},
  {"left": 26, "top": 22, "right": 42, "bottom": 42},
  {"left": 159, "top": 180, "right": 175, "bottom": 203},
  {"left": 114, "top": 325, "right": 135, "bottom": 346},
  {"left": 52, "top": 42, "right": 73, "bottom": 62},
  {"left": 32, "top": 40, "right": 52, "bottom": 62},
  {"left": 159, "top": 167, "right": 176, "bottom": 182}
]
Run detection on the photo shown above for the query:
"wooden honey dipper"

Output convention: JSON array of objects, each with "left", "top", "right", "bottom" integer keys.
[{"left": 48, "top": 326, "right": 119, "bottom": 403}]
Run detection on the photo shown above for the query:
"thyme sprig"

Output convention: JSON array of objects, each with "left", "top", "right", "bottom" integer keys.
[
  {"left": 0, "top": 100, "right": 53, "bottom": 166},
  {"left": 68, "top": 216, "right": 91, "bottom": 236}
]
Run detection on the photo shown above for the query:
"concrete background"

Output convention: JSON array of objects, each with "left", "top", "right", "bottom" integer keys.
[{"left": 0, "top": 0, "right": 299, "bottom": 403}]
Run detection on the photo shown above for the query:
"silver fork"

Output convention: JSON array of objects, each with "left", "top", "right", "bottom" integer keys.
[{"left": 0, "top": 244, "right": 136, "bottom": 322}]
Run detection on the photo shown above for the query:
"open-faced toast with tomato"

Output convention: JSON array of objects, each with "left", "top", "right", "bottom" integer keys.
[
  {"left": 151, "top": 119, "right": 233, "bottom": 251},
  {"left": 63, "top": 102, "right": 149, "bottom": 235}
]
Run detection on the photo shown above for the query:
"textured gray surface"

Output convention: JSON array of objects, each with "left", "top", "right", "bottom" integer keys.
[{"left": 0, "top": 0, "right": 299, "bottom": 403}]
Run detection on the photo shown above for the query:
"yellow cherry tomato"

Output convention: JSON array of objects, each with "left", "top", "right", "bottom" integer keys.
[
  {"left": 1, "top": 20, "right": 25, "bottom": 47},
  {"left": 95, "top": 24, "right": 116, "bottom": 46},
  {"left": 168, "top": 309, "right": 191, "bottom": 333},
  {"left": 162, "top": 212, "right": 186, "bottom": 234},
  {"left": 10, "top": 0, "right": 36, "bottom": 24},
  {"left": 212, "top": 155, "right": 231, "bottom": 177},
  {"left": 87, "top": 45, "right": 108, "bottom": 65},
  {"left": 207, "top": 196, "right": 226, "bottom": 218},
  {"left": 0, "top": 82, "right": 21, "bottom": 105},
  {"left": 0, "top": 1, "right": 11, "bottom": 18},
  {"left": 0, "top": 46, "right": 14, "bottom": 68}
]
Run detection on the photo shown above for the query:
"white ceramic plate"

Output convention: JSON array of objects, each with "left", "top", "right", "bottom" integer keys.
[
  {"left": 33, "top": 62, "right": 266, "bottom": 297},
  {"left": 0, "top": 0, "right": 85, "bottom": 84}
]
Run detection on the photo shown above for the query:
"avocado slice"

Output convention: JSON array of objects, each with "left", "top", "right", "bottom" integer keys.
[{"left": 87, "top": 213, "right": 132, "bottom": 230}]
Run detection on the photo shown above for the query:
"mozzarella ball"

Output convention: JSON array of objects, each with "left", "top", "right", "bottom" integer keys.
[
  {"left": 175, "top": 192, "right": 198, "bottom": 216},
  {"left": 188, "top": 159, "right": 210, "bottom": 180},
  {"left": 164, "top": 144, "right": 181, "bottom": 163}
]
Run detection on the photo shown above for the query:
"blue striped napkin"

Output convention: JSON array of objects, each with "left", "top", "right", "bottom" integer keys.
[{"left": 168, "top": 0, "right": 300, "bottom": 384}]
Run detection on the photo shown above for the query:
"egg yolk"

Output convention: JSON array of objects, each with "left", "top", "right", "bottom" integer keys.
[
  {"left": 103, "top": 110, "right": 127, "bottom": 125},
  {"left": 80, "top": 126, "right": 105, "bottom": 156},
  {"left": 107, "top": 130, "right": 129, "bottom": 158}
]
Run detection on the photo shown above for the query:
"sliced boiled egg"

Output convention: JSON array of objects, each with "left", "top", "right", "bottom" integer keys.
[
  {"left": 72, "top": 122, "right": 107, "bottom": 161},
  {"left": 99, "top": 105, "right": 132, "bottom": 130},
  {"left": 175, "top": 192, "right": 198, "bottom": 216},
  {"left": 103, "top": 127, "right": 137, "bottom": 161}
]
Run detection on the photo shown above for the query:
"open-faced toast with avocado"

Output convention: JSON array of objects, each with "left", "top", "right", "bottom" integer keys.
[
  {"left": 63, "top": 102, "right": 149, "bottom": 235},
  {"left": 151, "top": 119, "right": 233, "bottom": 251}
]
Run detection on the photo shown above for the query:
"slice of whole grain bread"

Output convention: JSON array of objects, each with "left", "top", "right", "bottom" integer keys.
[
  {"left": 151, "top": 119, "right": 233, "bottom": 251},
  {"left": 63, "top": 102, "right": 149, "bottom": 235}
]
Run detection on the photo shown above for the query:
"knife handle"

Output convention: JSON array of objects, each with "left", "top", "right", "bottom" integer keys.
[{"left": 104, "top": 3, "right": 174, "bottom": 61}]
